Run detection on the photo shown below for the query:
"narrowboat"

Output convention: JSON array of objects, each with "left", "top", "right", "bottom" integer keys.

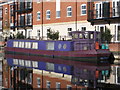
[{"left": 5, "top": 31, "right": 114, "bottom": 64}]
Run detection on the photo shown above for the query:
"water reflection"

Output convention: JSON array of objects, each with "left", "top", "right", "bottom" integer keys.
[{"left": 5, "top": 53, "right": 111, "bottom": 89}]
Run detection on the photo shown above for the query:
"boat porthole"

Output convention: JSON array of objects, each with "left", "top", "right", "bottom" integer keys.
[
  {"left": 63, "top": 44, "right": 67, "bottom": 49},
  {"left": 63, "top": 67, "right": 67, "bottom": 72},
  {"left": 58, "top": 66, "right": 62, "bottom": 71},
  {"left": 58, "top": 44, "right": 62, "bottom": 49}
]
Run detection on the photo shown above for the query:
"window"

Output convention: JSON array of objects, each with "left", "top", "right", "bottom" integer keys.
[
  {"left": 37, "top": 11, "right": 41, "bottom": 20},
  {"left": 46, "top": 63, "right": 54, "bottom": 71},
  {"left": 67, "top": 85, "right": 72, "bottom": 90},
  {"left": 32, "top": 61, "right": 38, "bottom": 68},
  {"left": 37, "top": 78, "right": 41, "bottom": 88},
  {"left": 13, "top": 41, "right": 18, "bottom": 47},
  {"left": 46, "top": 81, "right": 51, "bottom": 89},
  {"left": 46, "top": 42, "right": 54, "bottom": 50},
  {"left": 81, "top": 27, "right": 86, "bottom": 31},
  {"left": 96, "top": 3, "right": 102, "bottom": 18},
  {"left": 26, "top": 0, "right": 32, "bottom": 9},
  {"left": 56, "top": 82, "right": 60, "bottom": 90},
  {"left": 112, "top": 0, "right": 120, "bottom": 17},
  {"left": 0, "top": 7, "right": 2, "bottom": 19},
  {"left": 68, "top": 28, "right": 72, "bottom": 31},
  {"left": 27, "top": 13, "right": 32, "bottom": 25},
  {"left": 25, "top": 60, "right": 31, "bottom": 67},
  {"left": 56, "top": 11, "right": 60, "bottom": 18},
  {"left": 27, "top": 73, "right": 32, "bottom": 84},
  {"left": 67, "top": 6, "right": 72, "bottom": 17},
  {"left": 46, "top": 10, "right": 51, "bottom": 19},
  {"left": 21, "top": 42, "right": 24, "bottom": 48},
  {"left": 5, "top": 8, "right": 7, "bottom": 14},
  {"left": 25, "top": 42, "right": 31, "bottom": 48},
  {"left": 13, "top": 59, "right": 18, "bottom": 65},
  {"left": 32, "top": 42, "right": 38, "bottom": 49},
  {"left": 81, "top": 4, "right": 86, "bottom": 15},
  {"left": 37, "top": 30, "right": 40, "bottom": 37},
  {"left": 0, "top": 21, "right": 2, "bottom": 30},
  {"left": 68, "top": 28, "right": 72, "bottom": 36},
  {"left": 117, "top": 26, "right": 120, "bottom": 41}
]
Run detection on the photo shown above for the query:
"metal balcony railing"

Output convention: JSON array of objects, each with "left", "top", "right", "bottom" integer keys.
[{"left": 88, "top": 7, "right": 120, "bottom": 21}]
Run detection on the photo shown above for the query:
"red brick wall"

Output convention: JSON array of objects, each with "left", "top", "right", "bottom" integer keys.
[
  {"left": 109, "top": 43, "right": 120, "bottom": 52},
  {"left": 33, "top": 1, "right": 88, "bottom": 25},
  {"left": 33, "top": 73, "right": 86, "bottom": 89}
]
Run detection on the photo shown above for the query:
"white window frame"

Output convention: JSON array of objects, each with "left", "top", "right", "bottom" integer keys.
[
  {"left": 46, "top": 10, "right": 51, "bottom": 20},
  {"left": 67, "top": 6, "right": 72, "bottom": 17},
  {"left": 56, "top": 11, "right": 60, "bottom": 18},
  {"left": 81, "top": 4, "right": 87, "bottom": 15},
  {"left": 112, "top": 0, "right": 120, "bottom": 17},
  {"left": 56, "top": 82, "right": 60, "bottom": 90},
  {"left": 27, "top": 13, "right": 32, "bottom": 25},
  {"left": 95, "top": 3, "right": 103, "bottom": 19},
  {"left": 81, "top": 26, "right": 86, "bottom": 31},
  {"left": 37, "top": 78, "right": 41, "bottom": 88},
  {"left": 13, "top": 41, "right": 18, "bottom": 47},
  {"left": 5, "top": 8, "right": 7, "bottom": 14},
  {"left": 32, "top": 61, "right": 38, "bottom": 68},
  {"left": 37, "top": 11, "right": 41, "bottom": 21},
  {"left": 46, "top": 81, "right": 51, "bottom": 89},
  {"left": 114, "top": 24, "right": 120, "bottom": 42},
  {"left": 46, "top": 42, "right": 54, "bottom": 50},
  {"left": 67, "top": 85, "right": 72, "bottom": 90}
]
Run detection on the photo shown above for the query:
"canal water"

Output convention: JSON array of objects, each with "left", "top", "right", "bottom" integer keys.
[{"left": 3, "top": 52, "right": 112, "bottom": 89}]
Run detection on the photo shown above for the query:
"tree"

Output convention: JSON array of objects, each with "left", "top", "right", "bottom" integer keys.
[
  {"left": 16, "top": 32, "right": 25, "bottom": 39},
  {"left": 101, "top": 27, "right": 112, "bottom": 43},
  {"left": 47, "top": 28, "right": 59, "bottom": 40}
]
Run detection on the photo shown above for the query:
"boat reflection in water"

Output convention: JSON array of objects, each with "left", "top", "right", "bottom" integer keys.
[{"left": 5, "top": 53, "right": 111, "bottom": 89}]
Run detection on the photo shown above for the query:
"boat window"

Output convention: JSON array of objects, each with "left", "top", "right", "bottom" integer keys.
[
  {"left": 84, "top": 32, "right": 88, "bottom": 39},
  {"left": 13, "top": 41, "right": 18, "bottom": 47},
  {"left": 19, "top": 42, "right": 22, "bottom": 48},
  {"left": 19, "top": 59, "right": 22, "bottom": 66},
  {"left": 13, "top": 59, "right": 18, "bottom": 65},
  {"left": 83, "top": 46, "right": 88, "bottom": 50},
  {"left": 21, "top": 60, "right": 25, "bottom": 66},
  {"left": 25, "top": 42, "right": 31, "bottom": 48},
  {"left": 63, "top": 44, "right": 67, "bottom": 49},
  {"left": 21, "top": 42, "right": 24, "bottom": 48},
  {"left": 32, "top": 42, "right": 38, "bottom": 49},
  {"left": 25, "top": 60, "right": 31, "bottom": 67},
  {"left": 32, "top": 61, "right": 38, "bottom": 68},
  {"left": 79, "top": 33, "right": 83, "bottom": 39},
  {"left": 90, "top": 33, "right": 94, "bottom": 39},
  {"left": 46, "top": 42, "right": 54, "bottom": 50},
  {"left": 74, "top": 33, "right": 78, "bottom": 38},
  {"left": 97, "top": 33, "right": 100, "bottom": 39},
  {"left": 72, "top": 33, "right": 78, "bottom": 39},
  {"left": 46, "top": 63, "right": 54, "bottom": 71}
]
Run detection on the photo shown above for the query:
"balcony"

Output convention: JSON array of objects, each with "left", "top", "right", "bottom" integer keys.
[
  {"left": 16, "top": 2, "right": 32, "bottom": 14},
  {"left": 87, "top": 2, "right": 120, "bottom": 25}
]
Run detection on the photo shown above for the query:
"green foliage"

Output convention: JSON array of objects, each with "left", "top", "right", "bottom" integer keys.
[
  {"left": 101, "top": 27, "right": 112, "bottom": 43},
  {"left": 16, "top": 32, "right": 25, "bottom": 39},
  {"left": 47, "top": 29, "right": 59, "bottom": 40}
]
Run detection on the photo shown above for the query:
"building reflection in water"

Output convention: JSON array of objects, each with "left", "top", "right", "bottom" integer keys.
[{"left": 3, "top": 53, "right": 112, "bottom": 90}]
